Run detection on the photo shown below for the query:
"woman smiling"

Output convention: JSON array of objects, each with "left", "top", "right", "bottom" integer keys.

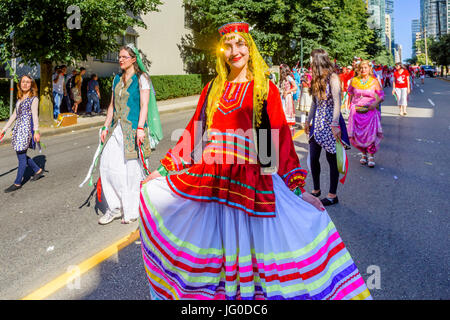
[
  {"left": 138, "top": 22, "right": 371, "bottom": 300},
  {"left": 347, "top": 60, "right": 384, "bottom": 168}
]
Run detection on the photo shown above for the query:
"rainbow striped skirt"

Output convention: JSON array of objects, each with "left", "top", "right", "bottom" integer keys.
[{"left": 139, "top": 174, "right": 372, "bottom": 300}]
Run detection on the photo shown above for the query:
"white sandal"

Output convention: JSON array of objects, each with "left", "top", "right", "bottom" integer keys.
[
  {"left": 360, "top": 154, "right": 368, "bottom": 165},
  {"left": 368, "top": 156, "right": 375, "bottom": 168}
]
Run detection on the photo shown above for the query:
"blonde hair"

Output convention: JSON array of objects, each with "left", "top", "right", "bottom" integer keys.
[
  {"left": 356, "top": 60, "right": 374, "bottom": 77},
  {"left": 206, "top": 32, "right": 270, "bottom": 129}
]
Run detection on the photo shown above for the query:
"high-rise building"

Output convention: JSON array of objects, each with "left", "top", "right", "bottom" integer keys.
[
  {"left": 421, "top": 0, "right": 449, "bottom": 39},
  {"left": 367, "top": 0, "right": 387, "bottom": 47},
  {"left": 385, "top": 14, "right": 392, "bottom": 52},
  {"left": 411, "top": 19, "right": 421, "bottom": 56},
  {"left": 394, "top": 44, "right": 403, "bottom": 63},
  {"left": 385, "top": 0, "right": 395, "bottom": 51}
]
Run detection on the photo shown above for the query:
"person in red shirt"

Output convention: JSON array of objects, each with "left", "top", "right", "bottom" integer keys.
[
  {"left": 339, "top": 66, "right": 352, "bottom": 113},
  {"left": 420, "top": 67, "right": 425, "bottom": 84},
  {"left": 393, "top": 63, "right": 410, "bottom": 116}
]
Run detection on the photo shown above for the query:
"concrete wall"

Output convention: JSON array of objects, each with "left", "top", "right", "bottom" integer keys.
[{"left": 137, "top": 0, "right": 191, "bottom": 76}]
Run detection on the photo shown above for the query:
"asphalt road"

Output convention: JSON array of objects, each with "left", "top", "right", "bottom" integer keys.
[{"left": 1, "top": 78, "right": 449, "bottom": 300}]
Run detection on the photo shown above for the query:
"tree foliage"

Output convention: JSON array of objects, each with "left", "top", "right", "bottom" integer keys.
[
  {"left": 181, "top": 0, "right": 375, "bottom": 74},
  {"left": 429, "top": 34, "right": 450, "bottom": 75},
  {"left": 0, "top": 0, "right": 162, "bottom": 125}
]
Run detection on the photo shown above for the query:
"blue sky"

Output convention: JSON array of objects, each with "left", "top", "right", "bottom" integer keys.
[{"left": 393, "top": 0, "right": 420, "bottom": 61}]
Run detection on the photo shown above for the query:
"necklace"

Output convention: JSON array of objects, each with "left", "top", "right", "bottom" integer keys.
[{"left": 359, "top": 76, "right": 370, "bottom": 85}]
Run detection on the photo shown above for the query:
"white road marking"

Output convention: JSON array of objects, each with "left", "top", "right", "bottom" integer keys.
[
  {"left": 428, "top": 99, "right": 435, "bottom": 107},
  {"left": 420, "top": 89, "right": 424, "bottom": 93}
]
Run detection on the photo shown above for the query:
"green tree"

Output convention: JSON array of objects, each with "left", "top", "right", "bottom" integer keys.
[
  {"left": 181, "top": 0, "right": 372, "bottom": 73},
  {"left": 429, "top": 34, "right": 450, "bottom": 76},
  {"left": 0, "top": 0, "right": 162, "bottom": 125}
]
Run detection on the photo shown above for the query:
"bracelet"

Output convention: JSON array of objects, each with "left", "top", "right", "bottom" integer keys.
[
  {"left": 137, "top": 127, "right": 145, "bottom": 131},
  {"left": 102, "top": 126, "right": 108, "bottom": 131},
  {"left": 157, "top": 165, "right": 169, "bottom": 177},
  {"left": 34, "top": 130, "right": 40, "bottom": 134}
]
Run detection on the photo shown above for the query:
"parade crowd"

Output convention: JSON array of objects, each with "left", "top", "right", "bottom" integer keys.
[{"left": 0, "top": 21, "right": 429, "bottom": 301}]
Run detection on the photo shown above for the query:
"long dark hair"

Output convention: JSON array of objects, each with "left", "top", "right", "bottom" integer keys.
[{"left": 310, "top": 49, "right": 334, "bottom": 100}]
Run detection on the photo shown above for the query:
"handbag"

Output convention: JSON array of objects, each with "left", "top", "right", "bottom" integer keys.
[
  {"left": 336, "top": 138, "right": 348, "bottom": 184},
  {"left": 355, "top": 105, "right": 369, "bottom": 113}
]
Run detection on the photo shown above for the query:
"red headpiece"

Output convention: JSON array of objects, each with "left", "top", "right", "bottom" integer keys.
[{"left": 218, "top": 22, "right": 249, "bottom": 36}]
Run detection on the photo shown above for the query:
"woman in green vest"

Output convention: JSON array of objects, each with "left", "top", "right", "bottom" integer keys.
[{"left": 97, "top": 44, "right": 162, "bottom": 225}]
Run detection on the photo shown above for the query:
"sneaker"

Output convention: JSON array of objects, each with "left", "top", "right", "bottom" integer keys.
[
  {"left": 98, "top": 209, "right": 122, "bottom": 225},
  {"left": 4, "top": 184, "right": 22, "bottom": 193}
]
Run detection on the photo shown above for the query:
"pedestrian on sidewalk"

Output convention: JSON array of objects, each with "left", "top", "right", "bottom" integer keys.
[
  {"left": 279, "top": 64, "right": 298, "bottom": 134},
  {"left": 393, "top": 63, "right": 410, "bottom": 116},
  {"left": 304, "top": 49, "right": 350, "bottom": 207},
  {"left": 52, "top": 66, "right": 65, "bottom": 119},
  {"left": 97, "top": 44, "right": 161, "bottom": 225},
  {"left": 0, "top": 75, "right": 44, "bottom": 193},
  {"left": 85, "top": 74, "right": 101, "bottom": 116},
  {"left": 139, "top": 23, "right": 371, "bottom": 300},
  {"left": 346, "top": 60, "right": 384, "bottom": 168},
  {"left": 64, "top": 67, "right": 76, "bottom": 113},
  {"left": 298, "top": 67, "right": 313, "bottom": 127},
  {"left": 71, "top": 67, "right": 86, "bottom": 114}
]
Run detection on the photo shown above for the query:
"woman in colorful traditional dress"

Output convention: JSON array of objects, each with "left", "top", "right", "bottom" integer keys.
[
  {"left": 139, "top": 22, "right": 371, "bottom": 300},
  {"left": 347, "top": 60, "right": 384, "bottom": 168},
  {"left": 279, "top": 64, "right": 298, "bottom": 133},
  {"left": 1, "top": 75, "right": 44, "bottom": 193},
  {"left": 97, "top": 44, "right": 162, "bottom": 225},
  {"left": 304, "top": 49, "right": 350, "bottom": 207}
]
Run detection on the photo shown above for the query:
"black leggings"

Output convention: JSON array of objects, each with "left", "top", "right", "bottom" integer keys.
[{"left": 309, "top": 137, "right": 339, "bottom": 195}]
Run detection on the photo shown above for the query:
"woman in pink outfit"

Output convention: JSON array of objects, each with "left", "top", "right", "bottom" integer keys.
[{"left": 347, "top": 60, "right": 384, "bottom": 168}]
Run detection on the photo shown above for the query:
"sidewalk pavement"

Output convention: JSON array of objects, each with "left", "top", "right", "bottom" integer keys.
[{"left": 0, "top": 94, "right": 200, "bottom": 144}]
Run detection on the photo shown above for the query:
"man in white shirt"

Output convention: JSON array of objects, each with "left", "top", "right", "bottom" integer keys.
[{"left": 52, "top": 65, "right": 65, "bottom": 119}]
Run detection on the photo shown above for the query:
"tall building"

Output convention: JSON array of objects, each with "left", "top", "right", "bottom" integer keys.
[
  {"left": 411, "top": 19, "right": 421, "bottom": 56},
  {"left": 385, "top": 0, "right": 395, "bottom": 51},
  {"left": 385, "top": 14, "right": 392, "bottom": 52},
  {"left": 421, "top": 0, "right": 449, "bottom": 39},
  {"left": 394, "top": 44, "right": 403, "bottom": 63},
  {"left": 367, "top": 0, "right": 387, "bottom": 47}
]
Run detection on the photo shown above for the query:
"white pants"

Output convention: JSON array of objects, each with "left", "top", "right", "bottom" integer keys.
[
  {"left": 99, "top": 122, "right": 144, "bottom": 221},
  {"left": 395, "top": 88, "right": 408, "bottom": 106}
]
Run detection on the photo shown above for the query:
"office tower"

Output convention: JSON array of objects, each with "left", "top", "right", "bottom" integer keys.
[
  {"left": 386, "top": 14, "right": 392, "bottom": 52},
  {"left": 421, "top": 0, "right": 449, "bottom": 39},
  {"left": 385, "top": 0, "right": 395, "bottom": 50},
  {"left": 367, "top": 0, "right": 387, "bottom": 47},
  {"left": 412, "top": 19, "right": 421, "bottom": 56}
]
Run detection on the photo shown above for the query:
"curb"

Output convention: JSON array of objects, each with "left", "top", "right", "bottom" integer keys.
[{"left": 0, "top": 103, "right": 197, "bottom": 145}]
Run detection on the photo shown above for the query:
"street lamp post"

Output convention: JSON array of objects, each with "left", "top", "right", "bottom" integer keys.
[{"left": 300, "top": 37, "right": 303, "bottom": 71}]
